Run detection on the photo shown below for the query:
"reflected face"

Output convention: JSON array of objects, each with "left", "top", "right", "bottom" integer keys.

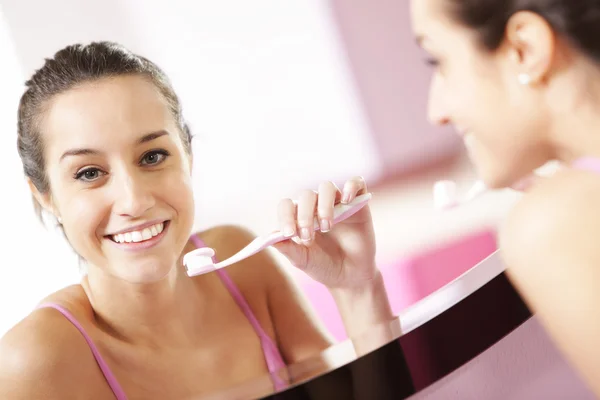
[
  {"left": 410, "top": 0, "right": 551, "bottom": 188},
  {"left": 39, "top": 75, "right": 195, "bottom": 283}
]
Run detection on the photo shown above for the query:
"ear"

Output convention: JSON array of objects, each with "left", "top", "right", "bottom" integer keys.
[
  {"left": 503, "top": 11, "right": 556, "bottom": 85},
  {"left": 27, "top": 178, "right": 59, "bottom": 219}
]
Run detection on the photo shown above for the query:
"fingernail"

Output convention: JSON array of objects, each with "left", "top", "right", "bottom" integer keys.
[
  {"left": 342, "top": 193, "right": 350, "bottom": 203},
  {"left": 320, "top": 219, "right": 330, "bottom": 232},
  {"left": 283, "top": 225, "right": 295, "bottom": 237},
  {"left": 300, "top": 227, "right": 311, "bottom": 241}
]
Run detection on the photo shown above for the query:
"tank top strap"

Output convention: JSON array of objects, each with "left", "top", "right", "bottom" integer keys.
[
  {"left": 36, "top": 303, "right": 128, "bottom": 400},
  {"left": 188, "top": 234, "right": 288, "bottom": 390}
]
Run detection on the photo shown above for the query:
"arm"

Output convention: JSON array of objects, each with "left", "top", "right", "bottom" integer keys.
[
  {"left": 499, "top": 170, "right": 600, "bottom": 396},
  {"left": 328, "top": 272, "right": 395, "bottom": 354},
  {"left": 266, "top": 264, "right": 411, "bottom": 399}
]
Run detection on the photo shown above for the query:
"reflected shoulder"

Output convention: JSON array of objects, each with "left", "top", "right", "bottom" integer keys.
[
  {"left": 0, "top": 304, "right": 91, "bottom": 398},
  {"left": 191, "top": 224, "right": 276, "bottom": 285}
]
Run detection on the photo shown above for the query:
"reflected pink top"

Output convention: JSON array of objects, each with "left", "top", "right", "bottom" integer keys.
[{"left": 37, "top": 235, "right": 287, "bottom": 399}]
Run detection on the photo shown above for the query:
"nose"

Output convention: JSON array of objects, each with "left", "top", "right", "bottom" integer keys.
[
  {"left": 427, "top": 73, "right": 451, "bottom": 126},
  {"left": 112, "top": 171, "right": 155, "bottom": 218}
]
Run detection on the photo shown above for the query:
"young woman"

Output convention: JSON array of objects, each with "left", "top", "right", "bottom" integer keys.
[
  {"left": 411, "top": 0, "right": 600, "bottom": 395},
  {"left": 0, "top": 41, "right": 394, "bottom": 399}
]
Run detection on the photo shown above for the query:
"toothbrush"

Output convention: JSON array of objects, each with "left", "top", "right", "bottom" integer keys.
[
  {"left": 433, "top": 180, "right": 487, "bottom": 210},
  {"left": 183, "top": 192, "right": 373, "bottom": 277}
]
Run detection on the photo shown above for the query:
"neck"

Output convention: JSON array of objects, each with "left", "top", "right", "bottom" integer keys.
[
  {"left": 83, "top": 258, "right": 206, "bottom": 348},
  {"left": 546, "top": 60, "right": 600, "bottom": 162}
]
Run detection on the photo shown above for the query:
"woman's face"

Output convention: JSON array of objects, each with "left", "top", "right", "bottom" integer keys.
[
  {"left": 410, "top": 0, "right": 553, "bottom": 188},
  {"left": 37, "top": 75, "right": 195, "bottom": 283}
]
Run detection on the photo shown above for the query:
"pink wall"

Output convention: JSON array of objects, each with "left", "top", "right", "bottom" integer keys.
[{"left": 328, "top": 0, "right": 463, "bottom": 176}]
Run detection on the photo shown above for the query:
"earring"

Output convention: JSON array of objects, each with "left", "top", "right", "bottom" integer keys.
[
  {"left": 518, "top": 73, "right": 532, "bottom": 85},
  {"left": 56, "top": 215, "right": 62, "bottom": 224}
]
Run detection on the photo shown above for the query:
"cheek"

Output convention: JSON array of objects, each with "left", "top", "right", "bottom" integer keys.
[
  {"left": 49, "top": 172, "right": 109, "bottom": 235},
  {"left": 161, "top": 166, "right": 195, "bottom": 227},
  {"left": 64, "top": 192, "right": 108, "bottom": 232},
  {"left": 57, "top": 191, "right": 110, "bottom": 259},
  {"left": 453, "top": 72, "right": 508, "bottom": 134}
]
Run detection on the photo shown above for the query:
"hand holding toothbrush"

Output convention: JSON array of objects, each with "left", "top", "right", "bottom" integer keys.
[
  {"left": 272, "top": 176, "right": 378, "bottom": 290},
  {"left": 183, "top": 176, "right": 395, "bottom": 339}
]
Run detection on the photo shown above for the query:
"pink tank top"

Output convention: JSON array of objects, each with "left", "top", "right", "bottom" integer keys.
[{"left": 37, "top": 235, "right": 288, "bottom": 399}]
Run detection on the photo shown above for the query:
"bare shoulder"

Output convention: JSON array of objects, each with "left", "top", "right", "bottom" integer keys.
[
  {"left": 499, "top": 168, "right": 600, "bottom": 271},
  {"left": 191, "top": 224, "right": 302, "bottom": 318},
  {"left": 0, "top": 286, "right": 96, "bottom": 399},
  {"left": 193, "top": 226, "right": 333, "bottom": 362}
]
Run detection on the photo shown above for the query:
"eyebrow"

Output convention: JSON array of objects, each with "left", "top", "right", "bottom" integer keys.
[{"left": 59, "top": 130, "right": 169, "bottom": 162}]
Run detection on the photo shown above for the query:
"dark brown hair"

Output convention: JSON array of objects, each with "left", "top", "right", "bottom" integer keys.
[
  {"left": 446, "top": 0, "right": 600, "bottom": 62},
  {"left": 16, "top": 41, "right": 192, "bottom": 221}
]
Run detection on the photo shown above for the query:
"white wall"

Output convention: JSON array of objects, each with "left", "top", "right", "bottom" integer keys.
[
  {"left": 0, "top": 5, "right": 80, "bottom": 336},
  {"left": 0, "top": 0, "right": 384, "bottom": 230}
]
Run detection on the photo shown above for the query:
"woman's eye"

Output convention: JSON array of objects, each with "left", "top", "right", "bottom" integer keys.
[
  {"left": 425, "top": 58, "right": 439, "bottom": 67},
  {"left": 141, "top": 150, "right": 169, "bottom": 166},
  {"left": 74, "top": 168, "right": 105, "bottom": 182}
]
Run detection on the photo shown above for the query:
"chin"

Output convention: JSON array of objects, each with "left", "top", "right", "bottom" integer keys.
[
  {"left": 475, "top": 162, "right": 520, "bottom": 190},
  {"left": 125, "top": 267, "right": 176, "bottom": 284},
  {"left": 112, "top": 256, "right": 181, "bottom": 284}
]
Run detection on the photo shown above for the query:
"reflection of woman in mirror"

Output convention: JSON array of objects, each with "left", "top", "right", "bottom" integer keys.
[
  {"left": 0, "top": 42, "right": 404, "bottom": 399},
  {"left": 412, "top": 0, "right": 600, "bottom": 395}
]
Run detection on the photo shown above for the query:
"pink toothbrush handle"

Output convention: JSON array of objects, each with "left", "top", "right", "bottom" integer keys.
[
  {"left": 208, "top": 193, "right": 373, "bottom": 269},
  {"left": 328, "top": 192, "right": 372, "bottom": 227},
  {"left": 184, "top": 193, "right": 372, "bottom": 276},
  {"left": 246, "top": 192, "right": 372, "bottom": 251},
  {"left": 257, "top": 192, "right": 372, "bottom": 245}
]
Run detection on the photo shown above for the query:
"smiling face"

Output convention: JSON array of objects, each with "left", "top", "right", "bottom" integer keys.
[
  {"left": 35, "top": 75, "right": 195, "bottom": 283},
  {"left": 410, "top": 0, "right": 555, "bottom": 188}
]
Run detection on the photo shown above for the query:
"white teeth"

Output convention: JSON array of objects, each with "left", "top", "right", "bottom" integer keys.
[
  {"left": 111, "top": 222, "right": 165, "bottom": 243},
  {"left": 131, "top": 231, "right": 143, "bottom": 242},
  {"left": 141, "top": 228, "right": 152, "bottom": 240}
]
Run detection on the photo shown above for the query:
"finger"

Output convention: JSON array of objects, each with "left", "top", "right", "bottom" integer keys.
[
  {"left": 277, "top": 198, "right": 297, "bottom": 238},
  {"left": 317, "top": 181, "right": 340, "bottom": 232},
  {"left": 342, "top": 176, "right": 368, "bottom": 204},
  {"left": 296, "top": 189, "right": 318, "bottom": 243}
]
